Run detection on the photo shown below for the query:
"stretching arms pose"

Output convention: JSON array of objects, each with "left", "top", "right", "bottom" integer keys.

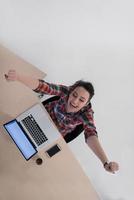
[{"left": 5, "top": 69, "right": 119, "bottom": 173}]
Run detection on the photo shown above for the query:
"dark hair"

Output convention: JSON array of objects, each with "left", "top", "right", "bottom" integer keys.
[{"left": 70, "top": 80, "right": 95, "bottom": 100}]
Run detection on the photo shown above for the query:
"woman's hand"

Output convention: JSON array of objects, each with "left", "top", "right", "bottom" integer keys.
[
  {"left": 104, "top": 161, "right": 119, "bottom": 174},
  {"left": 5, "top": 69, "right": 18, "bottom": 81}
]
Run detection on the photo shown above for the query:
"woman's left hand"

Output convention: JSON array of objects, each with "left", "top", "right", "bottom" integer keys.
[{"left": 104, "top": 161, "right": 119, "bottom": 174}]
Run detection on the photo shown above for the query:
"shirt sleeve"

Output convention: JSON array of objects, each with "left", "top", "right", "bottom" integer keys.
[
  {"left": 82, "top": 110, "right": 98, "bottom": 142},
  {"left": 33, "top": 79, "right": 69, "bottom": 96}
]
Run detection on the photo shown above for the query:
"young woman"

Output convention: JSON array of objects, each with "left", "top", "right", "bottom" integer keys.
[{"left": 5, "top": 69, "right": 119, "bottom": 173}]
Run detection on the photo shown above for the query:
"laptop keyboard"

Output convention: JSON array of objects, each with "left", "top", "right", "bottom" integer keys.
[{"left": 22, "top": 114, "right": 48, "bottom": 146}]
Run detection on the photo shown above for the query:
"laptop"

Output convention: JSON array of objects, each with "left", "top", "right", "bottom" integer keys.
[{"left": 3, "top": 103, "right": 61, "bottom": 160}]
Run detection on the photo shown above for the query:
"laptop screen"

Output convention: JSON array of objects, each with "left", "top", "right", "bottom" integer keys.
[{"left": 4, "top": 120, "right": 37, "bottom": 160}]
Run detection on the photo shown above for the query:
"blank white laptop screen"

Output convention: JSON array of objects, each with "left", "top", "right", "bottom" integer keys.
[{"left": 4, "top": 120, "right": 37, "bottom": 160}]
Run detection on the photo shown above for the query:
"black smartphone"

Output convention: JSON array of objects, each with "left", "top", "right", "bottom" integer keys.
[{"left": 46, "top": 144, "right": 61, "bottom": 158}]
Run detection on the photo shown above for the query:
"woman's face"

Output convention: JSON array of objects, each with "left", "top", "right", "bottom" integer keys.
[{"left": 66, "top": 86, "right": 90, "bottom": 113}]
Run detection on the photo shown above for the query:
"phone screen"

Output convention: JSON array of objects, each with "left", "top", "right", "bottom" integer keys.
[{"left": 46, "top": 144, "right": 61, "bottom": 157}]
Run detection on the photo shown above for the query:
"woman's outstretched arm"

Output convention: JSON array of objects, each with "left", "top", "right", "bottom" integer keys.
[
  {"left": 5, "top": 69, "right": 47, "bottom": 90},
  {"left": 87, "top": 135, "right": 119, "bottom": 173}
]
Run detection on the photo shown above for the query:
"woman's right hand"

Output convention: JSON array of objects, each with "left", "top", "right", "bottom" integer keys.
[{"left": 5, "top": 69, "right": 18, "bottom": 81}]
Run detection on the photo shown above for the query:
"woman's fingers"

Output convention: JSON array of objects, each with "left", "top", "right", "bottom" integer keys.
[
  {"left": 5, "top": 69, "right": 17, "bottom": 81},
  {"left": 105, "top": 162, "right": 119, "bottom": 173}
]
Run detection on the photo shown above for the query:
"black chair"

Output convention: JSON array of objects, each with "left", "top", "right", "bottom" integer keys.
[{"left": 42, "top": 96, "right": 84, "bottom": 143}]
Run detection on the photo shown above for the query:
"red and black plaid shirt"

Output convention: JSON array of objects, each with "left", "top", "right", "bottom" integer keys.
[{"left": 34, "top": 80, "right": 98, "bottom": 142}]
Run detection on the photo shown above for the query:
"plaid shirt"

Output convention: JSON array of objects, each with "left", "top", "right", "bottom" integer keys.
[{"left": 34, "top": 80, "right": 98, "bottom": 142}]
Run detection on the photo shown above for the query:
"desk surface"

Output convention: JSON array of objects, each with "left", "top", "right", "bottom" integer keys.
[
  {"left": 0, "top": 45, "right": 100, "bottom": 200},
  {"left": 0, "top": 125, "right": 100, "bottom": 200}
]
